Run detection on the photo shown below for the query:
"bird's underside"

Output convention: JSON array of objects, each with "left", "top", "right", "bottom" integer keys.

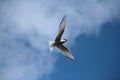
[{"left": 49, "top": 15, "right": 75, "bottom": 60}]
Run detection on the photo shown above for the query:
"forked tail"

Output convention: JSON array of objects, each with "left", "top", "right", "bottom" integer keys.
[{"left": 48, "top": 40, "right": 55, "bottom": 52}]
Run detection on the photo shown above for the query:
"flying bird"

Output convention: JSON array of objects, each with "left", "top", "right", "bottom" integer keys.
[{"left": 49, "top": 15, "right": 75, "bottom": 60}]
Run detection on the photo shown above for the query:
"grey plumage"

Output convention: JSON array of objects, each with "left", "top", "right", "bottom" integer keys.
[
  {"left": 56, "top": 45, "right": 74, "bottom": 60},
  {"left": 55, "top": 15, "right": 66, "bottom": 41}
]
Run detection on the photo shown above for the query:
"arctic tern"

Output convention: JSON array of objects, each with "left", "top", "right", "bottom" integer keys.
[{"left": 49, "top": 15, "right": 75, "bottom": 60}]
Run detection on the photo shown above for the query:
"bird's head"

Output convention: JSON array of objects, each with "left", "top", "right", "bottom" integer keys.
[
  {"left": 63, "top": 39, "right": 67, "bottom": 42},
  {"left": 61, "top": 39, "right": 67, "bottom": 43}
]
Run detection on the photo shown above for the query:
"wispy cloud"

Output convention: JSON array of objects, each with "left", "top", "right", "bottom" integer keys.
[
  {"left": 0, "top": 0, "right": 57, "bottom": 80},
  {"left": 0, "top": 0, "right": 120, "bottom": 80}
]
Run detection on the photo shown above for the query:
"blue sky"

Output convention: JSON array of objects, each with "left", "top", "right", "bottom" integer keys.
[
  {"left": 50, "top": 21, "right": 120, "bottom": 80},
  {"left": 0, "top": 0, "right": 120, "bottom": 80}
]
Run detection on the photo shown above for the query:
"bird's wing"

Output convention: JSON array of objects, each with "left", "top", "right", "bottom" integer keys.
[
  {"left": 56, "top": 44, "right": 75, "bottom": 60},
  {"left": 55, "top": 15, "right": 66, "bottom": 41}
]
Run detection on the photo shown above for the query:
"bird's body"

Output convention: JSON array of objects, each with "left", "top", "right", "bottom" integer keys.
[
  {"left": 51, "top": 39, "right": 66, "bottom": 46},
  {"left": 49, "top": 15, "right": 75, "bottom": 60}
]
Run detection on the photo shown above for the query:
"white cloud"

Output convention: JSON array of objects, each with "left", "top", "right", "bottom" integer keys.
[{"left": 0, "top": 0, "right": 120, "bottom": 80}]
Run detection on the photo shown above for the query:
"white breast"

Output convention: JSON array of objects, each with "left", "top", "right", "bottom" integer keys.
[{"left": 60, "top": 39, "right": 66, "bottom": 42}]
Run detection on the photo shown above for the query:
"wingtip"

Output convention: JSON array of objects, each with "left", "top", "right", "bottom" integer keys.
[
  {"left": 66, "top": 55, "right": 75, "bottom": 61},
  {"left": 70, "top": 56, "right": 75, "bottom": 60},
  {"left": 63, "top": 15, "right": 66, "bottom": 19}
]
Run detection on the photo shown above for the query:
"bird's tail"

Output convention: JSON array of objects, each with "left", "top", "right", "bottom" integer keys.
[{"left": 48, "top": 40, "right": 55, "bottom": 52}]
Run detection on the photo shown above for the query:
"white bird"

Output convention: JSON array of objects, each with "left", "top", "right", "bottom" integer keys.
[{"left": 49, "top": 15, "right": 75, "bottom": 60}]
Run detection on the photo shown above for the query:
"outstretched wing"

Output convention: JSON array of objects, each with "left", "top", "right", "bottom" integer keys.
[
  {"left": 56, "top": 44, "right": 75, "bottom": 60},
  {"left": 55, "top": 15, "right": 66, "bottom": 41}
]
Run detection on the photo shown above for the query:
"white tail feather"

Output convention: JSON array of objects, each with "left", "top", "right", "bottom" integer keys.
[{"left": 49, "top": 41, "right": 55, "bottom": 52}]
